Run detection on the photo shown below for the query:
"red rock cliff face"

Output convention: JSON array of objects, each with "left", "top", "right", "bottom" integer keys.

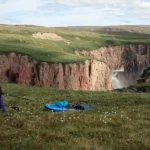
[
  {"left": 1, "top": 44, "right": 149, "bottom": 90},
  {"left": 0, "top": 53, "right": 113, "bottom": 91},
  {"left": 76, "top": 44, "right": 150, "bottom": 87}
]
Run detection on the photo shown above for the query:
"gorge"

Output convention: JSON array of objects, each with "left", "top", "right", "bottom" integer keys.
[
  {"left": 0, "top": 44, "right": 150, "bottom": 91},
  {"left": 76, "top": 44, "right": 150, "bottom": 89}
]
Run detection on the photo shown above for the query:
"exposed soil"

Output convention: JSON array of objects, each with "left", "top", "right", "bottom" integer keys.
[{"left": 32, "top": 32, "right": 64, "bottom": 41}]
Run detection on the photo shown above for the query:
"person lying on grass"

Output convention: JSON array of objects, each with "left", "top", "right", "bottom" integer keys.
[{"left": 0, "top": 86, "right": 6, "bottom": 112}]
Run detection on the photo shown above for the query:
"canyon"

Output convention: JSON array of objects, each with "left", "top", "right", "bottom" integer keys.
[
  {"left": 0, "top": 44, "right": 150, "bottom": 91},
  {"left": 0, "top": 53, "right": 112, "bottom": 91},
  {"left": 76, "top": 44, "right": 150, "bottom": 89}
]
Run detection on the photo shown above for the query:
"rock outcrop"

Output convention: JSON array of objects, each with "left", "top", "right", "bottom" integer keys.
[
  {"left": 0, "top": 53, "right": 112, "bottom": 91},
  {"left": 137, "top": 66, "right": 150, "bottom": 84},
  {"left": 76, "top": 44, "right": 150, "bottom": 87},
  {"left": 0, "top": 44, "right": 150, "bottom": 91},
  {"left": 140, "top": 66, "right": 150, "bottom": 78}
]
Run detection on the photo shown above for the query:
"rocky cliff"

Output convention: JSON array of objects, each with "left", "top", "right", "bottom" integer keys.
[
  {"left": 75, "top": 44, "right": 150, "bottom": 87},
  {"left": 0, "top": 53, "right": 112, "bottom": 91},
  {"left": 137, "top": 66, "right": 150, "bottom": 84},
  {"left": 0, "top": 44, "right": 149, "bottom": 91}
]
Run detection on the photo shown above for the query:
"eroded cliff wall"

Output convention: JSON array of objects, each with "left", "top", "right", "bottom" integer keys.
[
  {"left": 76, "top": 44, "right": 150, "bottom": 87},
  {"left": 0, "top": 44, "right": 149, "bottom": 91},
  {"left": 0, "top": 53, "right": 113, "bottom": 91}
]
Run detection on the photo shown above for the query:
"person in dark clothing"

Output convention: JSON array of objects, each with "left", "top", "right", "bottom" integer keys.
[{"left": 0, "top": 86, "right": 6, "bottom": 112}]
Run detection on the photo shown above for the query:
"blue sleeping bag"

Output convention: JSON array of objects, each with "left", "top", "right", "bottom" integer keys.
[
  {"left": 44, "top": 100, "right": 90, "bottom": 112},
  {"left": 44, "top": 104, "right": 67, "bottom": 112},
  {"left": 55, "top": 100, "right": 69, "bottom": 107}
]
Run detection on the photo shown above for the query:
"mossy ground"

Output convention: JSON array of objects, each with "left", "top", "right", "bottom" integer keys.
[{"left": 0, "top": 82, "right": 150, "bottom": 150}]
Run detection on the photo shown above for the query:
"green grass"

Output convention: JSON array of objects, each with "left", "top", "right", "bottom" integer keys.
[
  {"left": 0, "top": 82, "right": 150, "bottom": 150},
  {"left": 0, "top": 25, "right": 150, "bottom": 63},
  {"left": 130, "top": 83, "right": 150, "bottom": 88},
  {"left": 129, "top": 83, "right": 150, "bottom": 92}
]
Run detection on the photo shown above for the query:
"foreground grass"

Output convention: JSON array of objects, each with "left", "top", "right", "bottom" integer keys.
[
  {"left": 0, "top": 82, "right": 150, "bottom": 150},
  {"left": 0, "top": 25, "right": 150, "bottom": 63}
]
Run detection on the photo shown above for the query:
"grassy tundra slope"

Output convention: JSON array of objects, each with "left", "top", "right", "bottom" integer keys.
[
  {"left": 0, "top": 82, "right": 150, "bottom": 150},
  {"left": 0, "top": 25, "right": 150, "bottom": 63},
  {"left": 0, "top": 25, "right": 150, "bottom": 149}
]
